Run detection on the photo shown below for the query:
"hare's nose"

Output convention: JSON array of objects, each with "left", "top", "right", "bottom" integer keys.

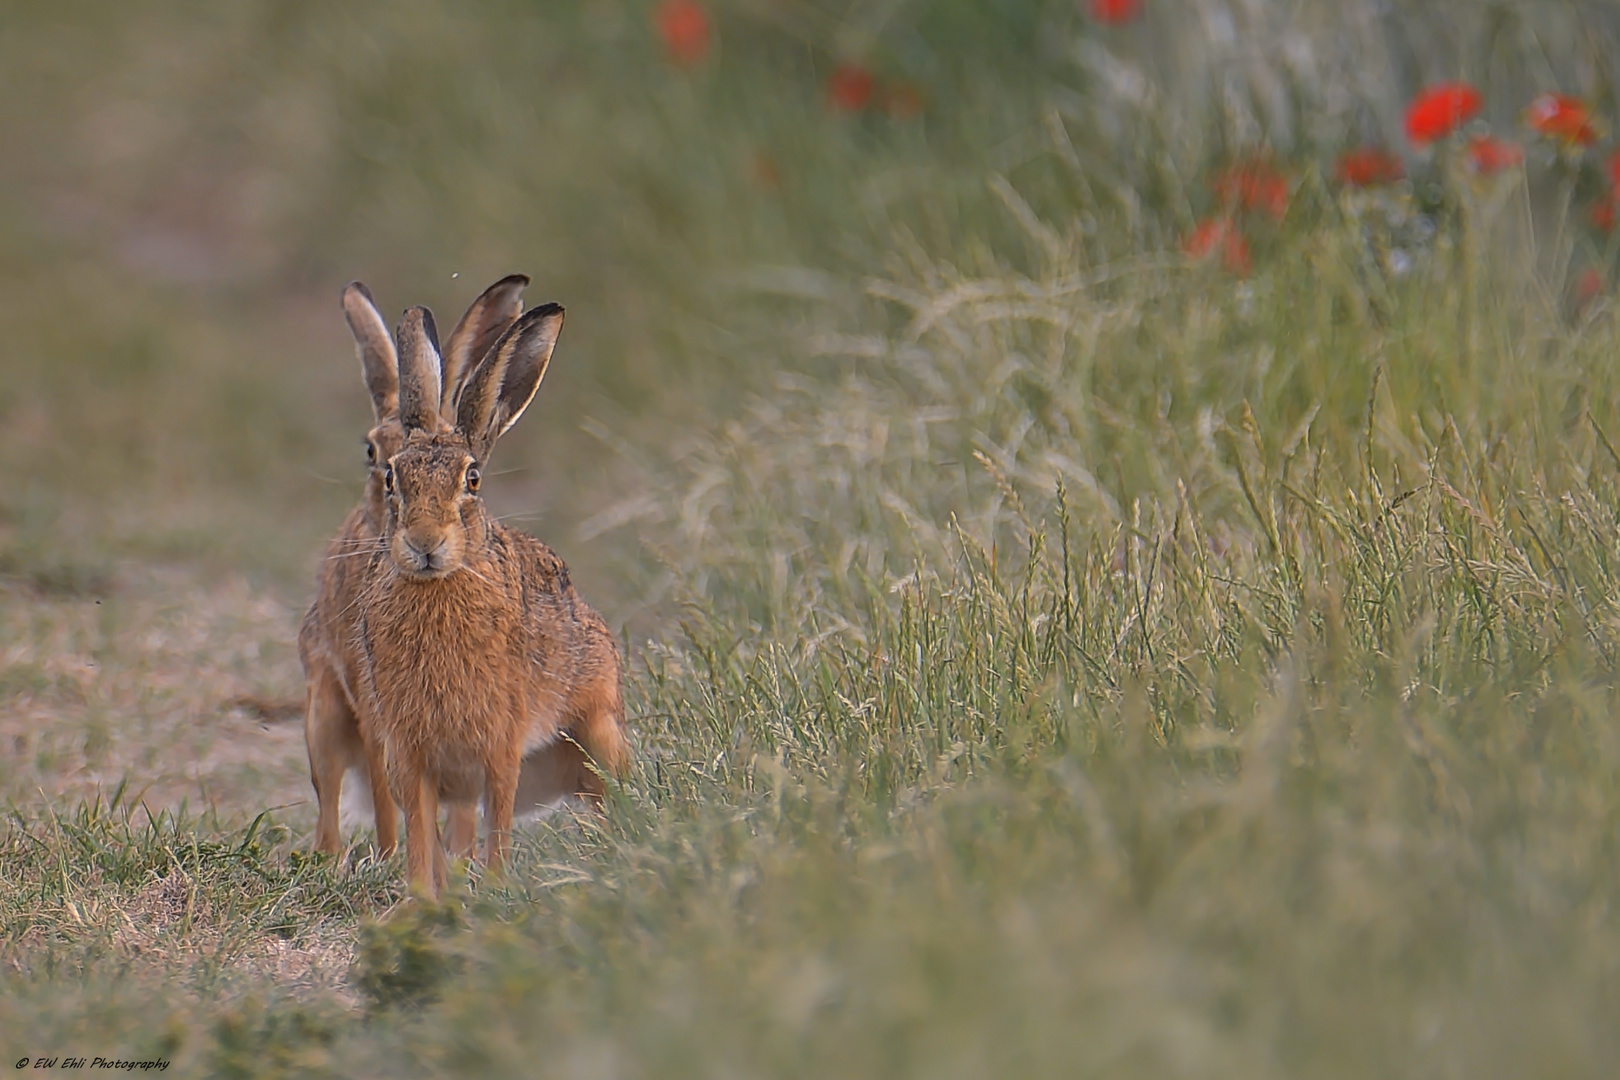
[{"left": 403, "top": 534, "right": 446, "bottom": 570}]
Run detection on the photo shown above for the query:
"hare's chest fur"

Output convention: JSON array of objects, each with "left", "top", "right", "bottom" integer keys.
[{"left": 358, "top": 564, "right": 551, "bottom": 774}]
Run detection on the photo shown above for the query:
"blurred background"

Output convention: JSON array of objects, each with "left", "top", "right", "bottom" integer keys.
[
  {"left": 2, "top": 0, "right": 1619, "bottom": 813},
  {"left": 0, "top": 0, "right": 1082, "bottom": 595}
]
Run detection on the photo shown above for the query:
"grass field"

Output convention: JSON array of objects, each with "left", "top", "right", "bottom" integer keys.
[{"left": 4, "top": 1, "right": 1620, "bottom": 1076}]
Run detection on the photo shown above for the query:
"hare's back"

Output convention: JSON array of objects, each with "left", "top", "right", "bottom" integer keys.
[
  {"left": 494, "top": 525, "right": 616, "bottom": 657},
  {"left": 498, "top": 526, "right": 574, "bottom": 596}
]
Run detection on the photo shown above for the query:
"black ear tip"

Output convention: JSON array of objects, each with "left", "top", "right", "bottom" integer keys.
[
  {"left": 343, "top": 280, "right": 375, "bottom": 305},
  {"left": 496, "top": 273, "right": 531, "bottom": 289},
  {"left": 510, "top": 302, "right": 564, "bottom": 339},
  {"left": 398, "top": 306, "right": 441, "bottom": 351}
]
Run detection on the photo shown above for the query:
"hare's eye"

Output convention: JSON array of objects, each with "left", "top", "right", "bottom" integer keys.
[
  {"left": 465, "top": 466, "right": 481, "bottom": 493},
  {"left": 383, "top": 464, "right": 395, "bottom": 494},
  {"left": 365, "top": 441, "right": 377, "bottom": 465}
]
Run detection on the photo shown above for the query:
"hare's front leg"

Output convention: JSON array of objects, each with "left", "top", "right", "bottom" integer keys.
[
  {"left": 362, "top": 730, "right": 398, "bottom": 856},
  {"left": 395, "top": 756, "right": 439, "bottom": 900},
  {"left": 428, "top": 786, "right": 450, "bottom": 896},
  {"left": 305, "top": 669, "right": 354, "bottom": 856},
  {"left": 483, "top": 747, "right": 521, "bottom": 876},
  {"left": 443, "top": 804, "right": 478, "bottom": 861}
]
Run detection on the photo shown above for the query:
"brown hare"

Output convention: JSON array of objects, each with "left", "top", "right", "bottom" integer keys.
[
  {"left": 356, "top": 304, "right": 629, "bottom": 897},
  {"left": 302, "top": 275, "right": 608, "bottom": 861}
]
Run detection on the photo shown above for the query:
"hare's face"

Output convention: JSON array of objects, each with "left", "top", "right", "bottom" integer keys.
[
  {"left": 361, "top": 418, "right": 408, "bottom": 526},
  {"left": 382, "top": 431, "right": 485, "bottom": 579},
  {"left": 363, "top": 415, "right": 452, "bottom": 529}
]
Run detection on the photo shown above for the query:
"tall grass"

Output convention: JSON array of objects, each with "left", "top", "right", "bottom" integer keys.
[{"left": 2, "top": 0, "right": 1620, "bottom": 1077}]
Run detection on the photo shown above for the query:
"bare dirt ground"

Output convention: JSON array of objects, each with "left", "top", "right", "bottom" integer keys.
[{"left": 0, "top": 564, "right": 313, "bottom": 826}]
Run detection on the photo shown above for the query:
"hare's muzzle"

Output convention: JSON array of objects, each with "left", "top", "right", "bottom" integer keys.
[{"left": 394, "top": 529, "right": 455, "bottom": 578}]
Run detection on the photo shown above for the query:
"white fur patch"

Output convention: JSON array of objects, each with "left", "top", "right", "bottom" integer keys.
[
  {"left": 335, "top": 757, "right": 584, "bottom": 834},
  {"left": 337, "top": 766, "right": 376, "bottom": 830}
]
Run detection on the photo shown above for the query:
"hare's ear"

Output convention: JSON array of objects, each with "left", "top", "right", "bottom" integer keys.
[
  {"left": 455, "top": 303, "right": 563, "bottom": 461},
  {"left": 341, "top": 282, "right": 398, "bottom": 421},
  {"left": 394, "top": 306, "right": 443, "bottom": 432},
  {"left": 441, "top": 274, "right": 529, "bottom": 418}
]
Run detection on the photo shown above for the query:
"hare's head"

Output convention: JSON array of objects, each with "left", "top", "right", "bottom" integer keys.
[
  {"left": 380, "top": 302, "right": 564, "bottom": 580},
  {"left": 342, "top": 276, "right": 531, "bottom": 527}
]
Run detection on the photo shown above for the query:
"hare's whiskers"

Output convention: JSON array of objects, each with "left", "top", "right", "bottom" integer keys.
[
  {"left": 324, "top": 539, "right": 387, "bottom": 562},
  {"left": 324, "top": 547, "right": 385, "bottom": 562},
  {"left": 328, "top": 536, "right": 386, "bottom": 551}
]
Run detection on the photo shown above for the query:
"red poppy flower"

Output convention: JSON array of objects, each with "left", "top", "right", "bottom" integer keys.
[
  {"left": 1591, "top": 196, "right": 1617, "bottom": 233},
  {"left": 1335, "top": 146, "right": 1405, "bottom": 187},
  {"left": 881, "top": 81, "right": 924, "bottom": 120},
  {"left": 1211, "top": 158, "right": 1288, "bottom": 219},
  {"left": 1574, "top": 268, "right": 1604, "bottom": 310},
  {"left": 749, "top": 152, "right": 782, "bottom": 192},
  {"left": 1466, "top": 135, "right": 1523, "bottom": 174},
  {"left": 828, "top": 64, "right": 876, "bottom": 112},
  {"left": 1524, "top": 94, "right": 1597, "bottom": 146},
  {"left": 1184, "top": 218, "right": 1250, "bottom": 275},
  {"left": 655, "top": 0, "right": 710, "bottom": 67},
  {"left": 1405, "top": 82, "right": 1482, "bottom": 145},
  {"left": 1089, "top": 0, "right": 1143, "bottom": 23}
]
